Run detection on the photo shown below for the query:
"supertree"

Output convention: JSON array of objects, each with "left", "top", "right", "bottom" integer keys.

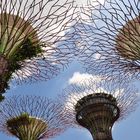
[
  {"left": 72, "top": 0, "right": 140, "bottom": 80},
  {"left": 60, "top": 75, "right": 139, "bottom": 140},
  {"left": 0, "top": 0, "right": 77, "bottom": 99},
  {"left": 0, "top": 95, "right": 69, "bottom": 140}
]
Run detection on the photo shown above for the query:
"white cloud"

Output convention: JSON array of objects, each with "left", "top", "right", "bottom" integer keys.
[
  {"left": 75, "top": 0, "right": 106, "bottom": 30},
  {"left": 75, "top": 0, "right": 105, "bottom": 7},
  {"left": 114, "top": 88, "right": 124, "bottom": 98},
  {"left": 68, "top": 72, "right": 103, "bottom": 85},
  {"left": 69, "top": 72, "right": 93, "bottom": 84},
  {"left": 94, "top": 53, "right": 101, "bottom": 59}
]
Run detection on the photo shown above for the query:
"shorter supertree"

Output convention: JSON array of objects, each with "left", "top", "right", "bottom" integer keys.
[
  {"left": 0, "top": 95, "right": 68, "bottom": 140},
  {"left": 60, "top": 76, "right": 139, "bottom": 140}
]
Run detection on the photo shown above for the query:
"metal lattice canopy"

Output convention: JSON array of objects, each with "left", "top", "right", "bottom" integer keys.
[
  {"left": 0, "top": 95, "right": 68, "bottom": 140},
  {"left": 60, "top": 76, "right": 139, "bottom": 140},
  {"left": 0, "top": 0, "right": 77, "bottom": 96},
  {"left": 73, "top": 0, "right": 140, "bottom": 80}
]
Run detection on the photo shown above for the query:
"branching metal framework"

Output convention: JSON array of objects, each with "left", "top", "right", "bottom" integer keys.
[
  {"left": 0, "top": 0, "right": 77, "bottom": 95},
  {"left": 74, "top": 0, "right": 140, "bottom": 79},
  {"left": 60, "top": 77, "right": 139, "bottom": 140},
  {"left": 0, "top": 95, "right": 68, "bottom": 140}
]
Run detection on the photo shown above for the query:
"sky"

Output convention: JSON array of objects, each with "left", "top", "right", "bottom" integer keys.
[{"left": 1, "top": 0, "right": 140, "bottom": 140}]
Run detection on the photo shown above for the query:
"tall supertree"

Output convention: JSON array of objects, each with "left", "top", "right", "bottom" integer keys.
[
  {"left": 0, "top": 0, "right": 77, "bottom": 99},
  {"left": 73, "top": 0, "right": 140, "bottom": 80},
  {"left": 60, "top": 76, "right": 139, "bottom": 140},
  {"left": 0, "top": 95, "right": 69, "bottom": 140}
]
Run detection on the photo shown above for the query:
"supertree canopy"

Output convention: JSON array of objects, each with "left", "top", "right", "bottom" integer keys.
[
  {"left": 0, "top": 95, "right": 68, "bottom": 140},
  {"left": 0, "top": 0, "right": 77, "bottom": 97},
  {"left": 74, "top": 0, "right": 140, "bottom": 79},
  {"left": 60, "top": 76, "right": 139, "bottom": 140}
]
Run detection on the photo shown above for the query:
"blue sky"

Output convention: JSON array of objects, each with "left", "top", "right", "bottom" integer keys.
[{"left": 1, "top": 61, "right": 140, "bottom": 140}]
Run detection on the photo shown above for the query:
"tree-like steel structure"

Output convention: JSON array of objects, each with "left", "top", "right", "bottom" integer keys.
[
  {"left": 0, "top": 0, "right": 77, "bottom": 98},
  {"left": 60, "top": 76, "right": 139, "bottom": 140},
  {"left": 0, "top": 95, "right": 69, "bottom": 140},
  {"left": 73, "top": 0, "right": 140, "bottom": 80}
]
